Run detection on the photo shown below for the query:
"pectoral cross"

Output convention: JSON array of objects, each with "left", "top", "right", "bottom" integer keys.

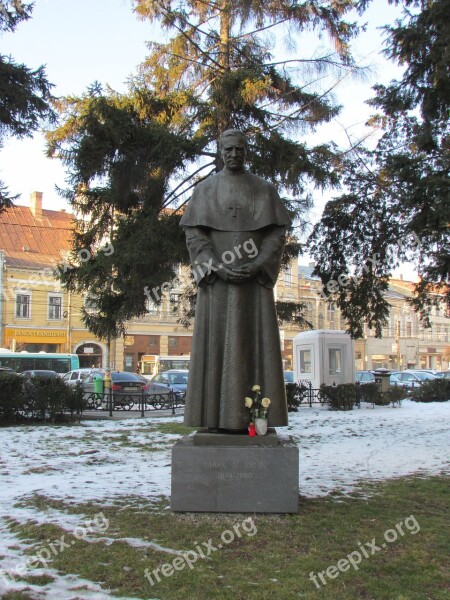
[{"left": 228, "top": 200, "right": 242, "bottom": 218}]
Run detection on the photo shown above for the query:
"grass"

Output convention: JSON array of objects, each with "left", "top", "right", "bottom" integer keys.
[
  {"left": 1, "top": 593, "right": 38, "bottom": 600},
  {"left": 82, "top": 422, "right": 196, "bottom": 450},
  {"left": 4, "top": 475, "right": 449, "bottom": 600}
]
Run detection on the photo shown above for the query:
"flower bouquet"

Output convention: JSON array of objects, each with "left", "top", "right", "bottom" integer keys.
[{"left": 245, "top": 385, "right": 271, "bottom": 435}]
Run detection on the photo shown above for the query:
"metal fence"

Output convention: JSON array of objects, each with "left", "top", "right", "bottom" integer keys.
[
  {"left": 83, "top": 389, "right": 184, "bottom": 416},
  {"left": 286, "top": 382, "right": 330, "bottom": 409}
]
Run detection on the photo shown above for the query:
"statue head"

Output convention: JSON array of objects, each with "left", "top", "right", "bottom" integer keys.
[{"left": 219, "top": 129, "right": 248, "bottom": 172}]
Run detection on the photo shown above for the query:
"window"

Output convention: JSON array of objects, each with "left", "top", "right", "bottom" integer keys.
[
  {"left": 304, "top": 302, "right": 314, "bottom": 321},
  {"left": 146, "top": 299, "right": 159, "bottom": 314},
  {"left": 84, "top": 294, "right": 97, "bottom": 312},
  {"left": 16, "top": 294, "right": 30, "bottom": 318},
  {"left": 329, "top": 349, "right": 342, "bottom": 376},
  {"left": 168, "top": 336, "right": 178, "bottom": 348},
  {"left": 48, "top": 295, "right": 62, "bottom": 319},
  {"left": 298, "top": 349, "right": 312, "bottom": 374},
  {"left": 169, "top": 293, "right": 181, "bottom": 305},
  {"left": 284, "top": 265, "right": 292, "bottom": 286},
  {"left": 327, "top": 303, "right": 336, "bottom": 324}
]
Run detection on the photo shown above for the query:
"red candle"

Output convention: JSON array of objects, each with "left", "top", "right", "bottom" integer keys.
[{"left": 248, "top": 422, "right": 256, "bottom": 437}]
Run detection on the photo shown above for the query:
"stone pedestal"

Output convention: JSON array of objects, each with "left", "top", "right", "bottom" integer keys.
[{"left": 171, "top": 431, "right": 299, "bottom": 513}]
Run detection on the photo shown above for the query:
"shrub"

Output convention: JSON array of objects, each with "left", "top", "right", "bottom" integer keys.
[
  {"left": 285, "top": 382, "right": 301, "bottom": 412},
  {"left": 357, "top": 382, "right": 381, "bottom": 405},
  {"left": 320, "top": 383, "right": 357, "bottom": 410},
  {"left": 0, "top": 372, "right": 24, "bottom": 419},
  {"left": 23, "top": 377, "right": 67, "bottom": 422},
  {"left": 1, "top": 376, "right": 87, "bottom": 424},
  {"left": 383, "top": 385, "right": 406, "bottom": 406},
  {"left": 65, "top": 381, "right": 87, "bottom": 415},
  {"left": 411, "top": 379, "right": 450, "bottom": 403}
]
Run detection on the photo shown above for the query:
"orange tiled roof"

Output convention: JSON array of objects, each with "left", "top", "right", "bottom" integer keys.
[{"left": 0, "top": 204, "right": 74, "bottom": 269}]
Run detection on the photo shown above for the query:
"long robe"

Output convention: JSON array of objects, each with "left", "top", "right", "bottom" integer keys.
[{"left": 180, "top": 169, "right": 291, "bottom": 430}]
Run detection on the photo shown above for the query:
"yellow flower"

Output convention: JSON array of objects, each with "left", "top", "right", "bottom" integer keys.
[
  {"left": 244, "top": 397, "right": 253, "bottom": 408},
  {"left": 252, "top": 384, "right": 261, "bottom": 392},
  {"left": 261, "top": 397, "right": 271, "bottom": 408}
]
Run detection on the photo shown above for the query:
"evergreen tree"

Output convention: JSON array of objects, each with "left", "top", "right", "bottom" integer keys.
[
  {"left": 48, "top": 85, "right": 200, "bottom": 342},
  {"left": 309, "top": 0, "right": 449, "bottom": 337},
  {"left": 0, "top": 1, "right": 54, "bottom": 209},
  {"left": 49, "top": 0, "right": 364, "bottom": 339}
]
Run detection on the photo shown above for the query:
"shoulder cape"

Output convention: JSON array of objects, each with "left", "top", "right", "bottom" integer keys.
[{"left": 180, "top": 171, "right": 291, "bottom": 232}]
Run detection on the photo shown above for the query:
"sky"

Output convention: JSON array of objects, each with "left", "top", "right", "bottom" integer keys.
[{"left": 1, "top": 0, "right": 413, "bottom": 274}]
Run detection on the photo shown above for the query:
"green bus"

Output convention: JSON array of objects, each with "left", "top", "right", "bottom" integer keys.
[{"left": 0, "top": 352, "right": 79, "bottom": 374}]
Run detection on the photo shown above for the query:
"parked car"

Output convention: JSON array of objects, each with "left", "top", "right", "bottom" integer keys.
[
  {"left": 135, "top": 373, "right": 171, "bottom": 397},
  {"left": 21, "top": 370, "right": 59, "bottom": 379},
  {"left": 409, "top": 369, "right": 443, "bottom": 378},
  {"left": 356, "top": 370, "right": 375, "bottom": 384},
  {"left": 389, "top": 373, "right": 402, "bottom": 386},
  {"left": 0, "top": 366, "right": 15, "bottom": 374},
  {"left": 82, "top": 371, "right": 146, "bottom": 409},
  {"left": 62, "top": 368, "right": 105, "bottom": 387},
  {"left": 389, "top": 370, "right": 437, "bottom": 389},
  {"left": 441, "top": 371, "right": 450, "bottom": 379},
  {"left": 151, "top": 369, "right": 188, "bottom": 400}
]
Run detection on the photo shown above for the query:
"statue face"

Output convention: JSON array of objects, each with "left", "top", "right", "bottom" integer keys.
[{"left": 220, "top": 135, "right": 247, "bottom": 172}]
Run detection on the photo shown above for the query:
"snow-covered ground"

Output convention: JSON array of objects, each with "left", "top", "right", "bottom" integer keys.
[{"left": 0, "top": 400, "right": 448, "bottom": 599}]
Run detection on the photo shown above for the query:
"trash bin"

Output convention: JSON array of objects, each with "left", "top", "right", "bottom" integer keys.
[
  {"left": 93, "top": 375, "right": 104, "bottom": 396},
  {"left": 373, "top": 368, "right": 391, "bottom": 393},
  {"left": 104, "top": 372, "right": 111, "bottom": 388}
]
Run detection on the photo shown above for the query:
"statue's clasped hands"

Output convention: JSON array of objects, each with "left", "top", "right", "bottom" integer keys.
[{"left": 217, "top": 262, "right": 259, "bottom": 283}]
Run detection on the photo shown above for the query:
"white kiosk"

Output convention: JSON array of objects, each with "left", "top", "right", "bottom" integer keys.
[{"left": 293, "top": 330, "right": 355, "bottom": 389}]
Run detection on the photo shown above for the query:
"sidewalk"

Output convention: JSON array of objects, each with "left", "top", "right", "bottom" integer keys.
[{"left": 79, "top": 408, "right": 184, "bottom": 420}]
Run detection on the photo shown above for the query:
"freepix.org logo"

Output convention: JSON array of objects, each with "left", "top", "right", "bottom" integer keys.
[
  {"left": 144, "top": 237, "right": 258, "bottom": 303},
  {"left": 144, "top": 517, "right": 257, "bottom": 586},
  {"left": 1, "top": 512, "right": 110, "bottom": 584},
  {"left": 309, "top": 515, "right": 421, "bottom": 589}
]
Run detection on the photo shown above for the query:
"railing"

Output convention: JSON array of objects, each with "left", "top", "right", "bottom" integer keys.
[
  {"left": 286, "top": 382, "right": 329, "bottom": 409},
  {"left": 83, "top": 389, "right": 184, "bottom": 416}
]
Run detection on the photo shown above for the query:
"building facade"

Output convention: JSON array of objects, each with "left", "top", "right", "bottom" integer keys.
[
  {"left": 296, "top": 265, "right": 449, "bottom": 372},
  {"left": 0, "top": 192, "right": 108, "bottom": 366},
  {"left": 1, "top": 192, "right": 448, "bottom": 373}
]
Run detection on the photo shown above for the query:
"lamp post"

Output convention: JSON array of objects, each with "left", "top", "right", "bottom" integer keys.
[{"left": 65, "top": 290, "right": 72, "bottom": 353}]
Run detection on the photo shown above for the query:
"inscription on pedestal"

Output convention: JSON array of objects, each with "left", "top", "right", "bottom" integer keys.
[
  {"left": 172, "top": 434, "right": 299, "bottom": 513},
  {"left": 206, "top": 459, "right": 268, "bottom": 481}
]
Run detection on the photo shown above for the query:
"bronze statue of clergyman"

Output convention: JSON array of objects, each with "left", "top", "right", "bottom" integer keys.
[{"left": 180, "top": 129, "right": 290, "bottom": 431}]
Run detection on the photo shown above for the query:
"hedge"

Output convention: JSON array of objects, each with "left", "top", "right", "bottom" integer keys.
[
  {"left": 320, "top": 383, "right": 357, "bottom": 410},
  {"left": 0, "top": 373, "right": 86, "bottom": 423},
  {"left": 410, "top": 379, "right": 450, "bottom": 402}
]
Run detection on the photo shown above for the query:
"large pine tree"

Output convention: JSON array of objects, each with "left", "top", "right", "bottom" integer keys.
[
  {"left": 309, "top": 0, "right": 449, "bottom": 337},
  {"left": 48, "top": 0, "right": 364, "bottom": 339},
  {"left": 0, "top": 1, "right": 54, "bottom": 209}
]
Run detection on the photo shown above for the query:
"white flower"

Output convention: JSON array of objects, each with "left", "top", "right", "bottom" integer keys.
[
  {"left": 252, "top": 384, "right": 261, "bottom": 392},
  {"left": 244, "top": 397, "right": 253, "bottom": 408},
  {"left": 261, "top": 397, "right": 271, "bottom": 409}
]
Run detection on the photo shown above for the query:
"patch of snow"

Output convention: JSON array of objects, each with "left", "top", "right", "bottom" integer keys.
[{"left": 0, "top": 402, "right": 448, "bottom": 598}]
